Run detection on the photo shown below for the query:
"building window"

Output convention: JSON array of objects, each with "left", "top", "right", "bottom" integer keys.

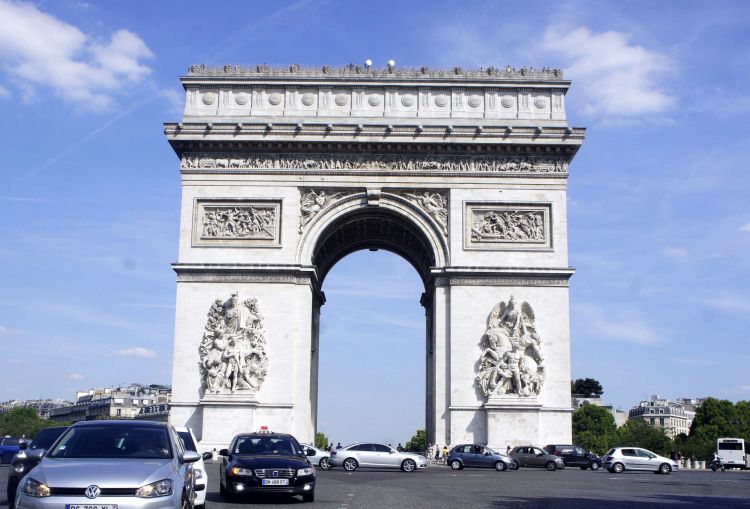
[
  {"left": 116, "top": 409, "right": 121, "bottom": 416},
  {"left": 659, "top": 418, "right": 664, "bottom": 426}
]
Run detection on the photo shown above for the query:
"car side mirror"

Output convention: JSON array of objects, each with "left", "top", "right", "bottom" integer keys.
[
  {"left": 485, "top": 451, "right": 491, "bottom": 455},
  {"left": 202, "top": 452, "right": 213, "bottom": 461},
  {"left": 306, "top": 448, "right": 316, "bottom": 457},
  {"left": 182, "top": 451, "right": 201, "bottom": 463},
  {"left": 29, "top": 449, "right": 45, "bottom": 460},
  {"left": 219, "top": 448, "right": 229, "bottom": 456},
  {"left": 389, "top": 450, "right": 395, "bottom": 454}
]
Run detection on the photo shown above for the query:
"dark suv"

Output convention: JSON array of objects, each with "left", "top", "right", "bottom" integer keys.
[
  {"left": 219, "top": 430, "right": 316, "bottom": 503},
  {"left": 6, "top": 426, "right": 67, "bottom": 508},
  {"left": 544, "top": 444, "right": 602, "bottom": 470}
]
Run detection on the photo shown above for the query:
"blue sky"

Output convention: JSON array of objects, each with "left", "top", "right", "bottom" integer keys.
[{"left": 1, "top": 0, "right": 749, "bottom": 445}]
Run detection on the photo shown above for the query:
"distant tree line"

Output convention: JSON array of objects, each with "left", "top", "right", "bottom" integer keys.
[
  {"left": 572, "top": 386, "right": 750, "bottom": 460},
  {"left": 0, "top": 408, "right": 59, "bottom": 438}
]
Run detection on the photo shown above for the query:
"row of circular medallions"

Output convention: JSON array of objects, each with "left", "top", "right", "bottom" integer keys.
[{"left": 199, "top": 91, "right": 550, "bottom": 110}]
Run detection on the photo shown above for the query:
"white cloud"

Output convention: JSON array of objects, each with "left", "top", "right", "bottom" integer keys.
[
  {"left": 700, "top": 296, "right": 750, "bottom": 315},
  {"left": 663, "top": 246, "right": 688, "bottom": 258},
  {"left": 0, "top": 325, "right": 23, "bottom": 335},
  {"left": 739, "top": 223, "right": 750, "bottom": 233},
  {"left": 68, "top": 373, "right": 84, "bottom": 380},
  {"left": 116, "top": 347, "right": 157, "bottom": 359},
  {"left": 574, "top": 303, "right": 660, "bottom": 345},
  {"left": 541, "top": 26, "right": 675, "bottom": 116},
  {"left": 0, "top": 1, "right": 153, "bottom": 110}
]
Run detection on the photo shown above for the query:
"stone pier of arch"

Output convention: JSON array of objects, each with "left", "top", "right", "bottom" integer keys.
[{"left": 164, "top": 64, "right": 585, "bottom": 451}]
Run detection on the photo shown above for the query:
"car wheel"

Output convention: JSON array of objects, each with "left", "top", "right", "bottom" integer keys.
[
  {"left": 303, "top": 490, "right": 315, "bottom": 503},
  {"left": 591, "top": 462, "right": 601, "bottom": 471},
  {"left": 401, "top": 459, "right": 417, "bottom": 472},
  {"left": 659, "top": 463, "right": 672, "bottom": 475},
  {"left": 343, "top": 458, "right": 358, "bottom": 472},
  {"left": 494, "top": 461, "right": 507, "bottom": 472},
  {"left": 612, "top": 462, "right": 625, "bottom": 474},
  {"left": 450, "top": 460, "right": 462, "bottom": 470},
  {"left": 320, "top": 457, "right": 332, "bottom": 470},
  {"left": 545, "top": 461, "right": 557, "bottom": 471}
]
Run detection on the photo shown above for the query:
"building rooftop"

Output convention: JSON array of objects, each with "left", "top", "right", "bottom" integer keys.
[{"left": 185, "top": 64, "right": 565, "bottom": 82}]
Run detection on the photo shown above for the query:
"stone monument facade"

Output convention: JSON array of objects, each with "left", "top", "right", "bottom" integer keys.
[{"left": 165, "top": 63, "right": 584, "bottom": 451}]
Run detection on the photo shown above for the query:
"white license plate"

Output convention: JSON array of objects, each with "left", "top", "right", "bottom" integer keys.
[
  {"left": 66, "top": 505, "right": 118, "bottom": 509},
  {"left": 261, "top": 479, "right": 289, "bottom": 486}
]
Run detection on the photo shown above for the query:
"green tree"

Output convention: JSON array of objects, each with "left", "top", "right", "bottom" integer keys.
[
  {"left": 0, "top": 407, "right": 56, "bottom": 438},
  {"left": 405, "top": 429, "right": 426, "bottom": 452},
  {"left": 572, "top": 404, "right": 617, "bottom": 454},
  {"left": 615, "top": 419, "right": 673, "bottom": 456},
  {"left": 681, "top": 397, "right": 750, "bottom": 460},
  {"left": 315, "top": 432, "right": 329, "bottom": 450},
  {"left": 571, "top": 378, "right": 604, "bottom": 397}
]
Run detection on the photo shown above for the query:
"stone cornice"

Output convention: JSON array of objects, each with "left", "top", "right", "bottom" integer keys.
[
  {"left": 431, "top": 266, "right": 575, "bottom": 287},
  {"left": 172, "top": 263, "right": 318, "bottom": 284},
  {"left": 185, "top": 64, "right": 565, "bottom": 82}
]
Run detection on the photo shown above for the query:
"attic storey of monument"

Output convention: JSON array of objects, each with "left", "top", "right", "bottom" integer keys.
[{"left": 165, "top": 64, "right": 584, "bottom": 452}]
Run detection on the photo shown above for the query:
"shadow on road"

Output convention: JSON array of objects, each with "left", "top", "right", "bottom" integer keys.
[
  {"left": 206, "top": 491, "right": 305, "bottom": 505},
  {"left": 491, "top": 494, "right": 750, "bottom": 509}
]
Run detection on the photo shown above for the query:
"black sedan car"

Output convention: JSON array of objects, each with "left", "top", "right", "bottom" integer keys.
[
  {"left": 219, "top": 430, "right": 316, "bottom": 503},
  {"left": 543, "top": 444, "right": 602, "bottom": 470},
  {"left": 6, "top": 426, "right": 67, "bottom": 509}
]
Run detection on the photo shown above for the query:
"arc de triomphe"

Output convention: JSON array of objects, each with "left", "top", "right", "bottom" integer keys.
[{"left": 165, "top": 64, "right": 584, "bottom": 451}]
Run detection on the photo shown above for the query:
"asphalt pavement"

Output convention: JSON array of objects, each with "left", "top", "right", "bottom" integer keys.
[{"left": 3, "top": 463, "right": 750, "bottom": 509}]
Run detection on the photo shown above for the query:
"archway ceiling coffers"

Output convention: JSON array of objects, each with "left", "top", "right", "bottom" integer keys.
[{"left": 312, "top": 208, "right": 436, "bottom": 286}]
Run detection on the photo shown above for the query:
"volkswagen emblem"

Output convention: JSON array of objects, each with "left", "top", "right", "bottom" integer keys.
[
  {"left": 272, "top": 470, "right": 279, "bottom": 478},
  {"left": 85, "top": 485, "right": 101, "bottom": 499}
]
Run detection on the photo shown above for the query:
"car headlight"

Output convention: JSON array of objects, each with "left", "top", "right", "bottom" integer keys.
[
  {"left": 231, "top": 467, "right": 253, "bottom": 476},
  {"left": 297, "top": 467, "right": 315, "bottom": 476},
  {"left": 135, "top": 479, "right": 173, "bottom": 498},
  {"left": 13, "top": 463, "right": 25, "bottom": 474},
  {"left": 22, "top": 478, "right": 50, "bottom": 498},
  {"left": 194, "top": 469, "right": 204, "bottom": 480}
]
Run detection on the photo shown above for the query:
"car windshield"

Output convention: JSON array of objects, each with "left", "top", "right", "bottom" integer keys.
[
  {"left": 177, "top": 431, "right": 197, "bottom": 452},
  {"left": 234, "top": 436, "right": 301, "bottom": 456},
  {"left": 30, "top": 428, "right": 66, "bottom": 450},
  {"left": 48, "top": 426, "right": 172, "bottom": 459}
]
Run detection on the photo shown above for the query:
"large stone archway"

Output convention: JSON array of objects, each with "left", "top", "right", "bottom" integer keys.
[{"left": 165, "top": 64, "right": 584, "bottom": 451}]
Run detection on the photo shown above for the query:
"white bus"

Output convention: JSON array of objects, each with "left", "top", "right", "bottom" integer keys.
[{"left": 717, "top": 438, "right": 749, "bottom": 469}]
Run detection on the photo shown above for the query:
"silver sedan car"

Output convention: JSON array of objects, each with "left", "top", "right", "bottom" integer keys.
[
  {"left": 15, "top": 420, "right": 201, "bottom": 509},
  {"left": 603, "top": 447, "right": 679, "bottom": 474},
  {"left": 328, "top": 443, "right": 427, "bottom": 472},
  {"left": 301, "top": 444, "right": 331, "bottom": 470}
]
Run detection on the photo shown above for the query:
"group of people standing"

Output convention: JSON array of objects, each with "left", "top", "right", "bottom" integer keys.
[{"left": 426, "top": 443, "right": 450, "bottom": 463}]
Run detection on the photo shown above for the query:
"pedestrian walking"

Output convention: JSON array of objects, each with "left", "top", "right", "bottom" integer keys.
[
  {"left": 435, "top": 444, "right": 441, "bottom": 463},
  {"left": 336, "top": 442, "right": 343, "bottom": 449},
  {"left": 442, "top": 445, "right": 449, "bottom": 464}
]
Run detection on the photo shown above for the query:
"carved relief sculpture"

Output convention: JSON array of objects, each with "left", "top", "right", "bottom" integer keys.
[
  {"left": 299, "top": 189, "right": 345, "bottom": 232},
  {"left": 199, "top": 293, "right": 269, "bottom": 395},
  {"left": 202, "top": 206, "right": 276, "bottom": 239},
  {"left": 476, "top": 296, "right": 545, "bottom": 398},
  {"left": 182, "top": 154, "right": 567, "bottom": 174},
  {"left": 404, "top": 191, "right": 448, "bottom": 235},
  {"left": 471, "top": 210, "right": 544, "bottom": 242}
]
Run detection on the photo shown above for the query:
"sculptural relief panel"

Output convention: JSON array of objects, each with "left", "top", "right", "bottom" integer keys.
[
  {"left": 193, "top": 199, "right": 281, "bottom": 247},
  {"left": 464, "top": 202, "right": 552, "bottom": 250},
  {"left": 199, "top": 293, "right": 269, "bottom": 395},
  {"left": 476, "top": 296, "right": 545, "bottom": 399}
]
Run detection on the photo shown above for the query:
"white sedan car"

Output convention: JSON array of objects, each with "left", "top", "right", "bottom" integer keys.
[
  {"left": 328, "top": 443, "right": 427, "bottom": 472},
  {"left": 175, "top": 427, "right": 213, "bottom": 508},
  {"left": 301, "top": 444, "right": 331, "bottom": 470}
]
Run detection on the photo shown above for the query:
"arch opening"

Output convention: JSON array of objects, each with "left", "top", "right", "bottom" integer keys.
[{"left": 312, "top": 206, "right": 438, "bottom": 288}]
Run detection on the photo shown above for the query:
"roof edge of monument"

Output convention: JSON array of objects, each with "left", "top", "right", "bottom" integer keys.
[{"left": 185, "top": 64, "right": 566, "bottom": 82}]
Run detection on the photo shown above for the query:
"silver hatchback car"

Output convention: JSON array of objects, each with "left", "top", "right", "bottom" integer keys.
[
  {"left": 603, "top": 447, "right": 679, "bottom": 474},
  {"left": 15, "top": 420, "right": 201, "bottom": 509},
  {"left": 328, "top": 443, "right": 427, "bottom": 472}
]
